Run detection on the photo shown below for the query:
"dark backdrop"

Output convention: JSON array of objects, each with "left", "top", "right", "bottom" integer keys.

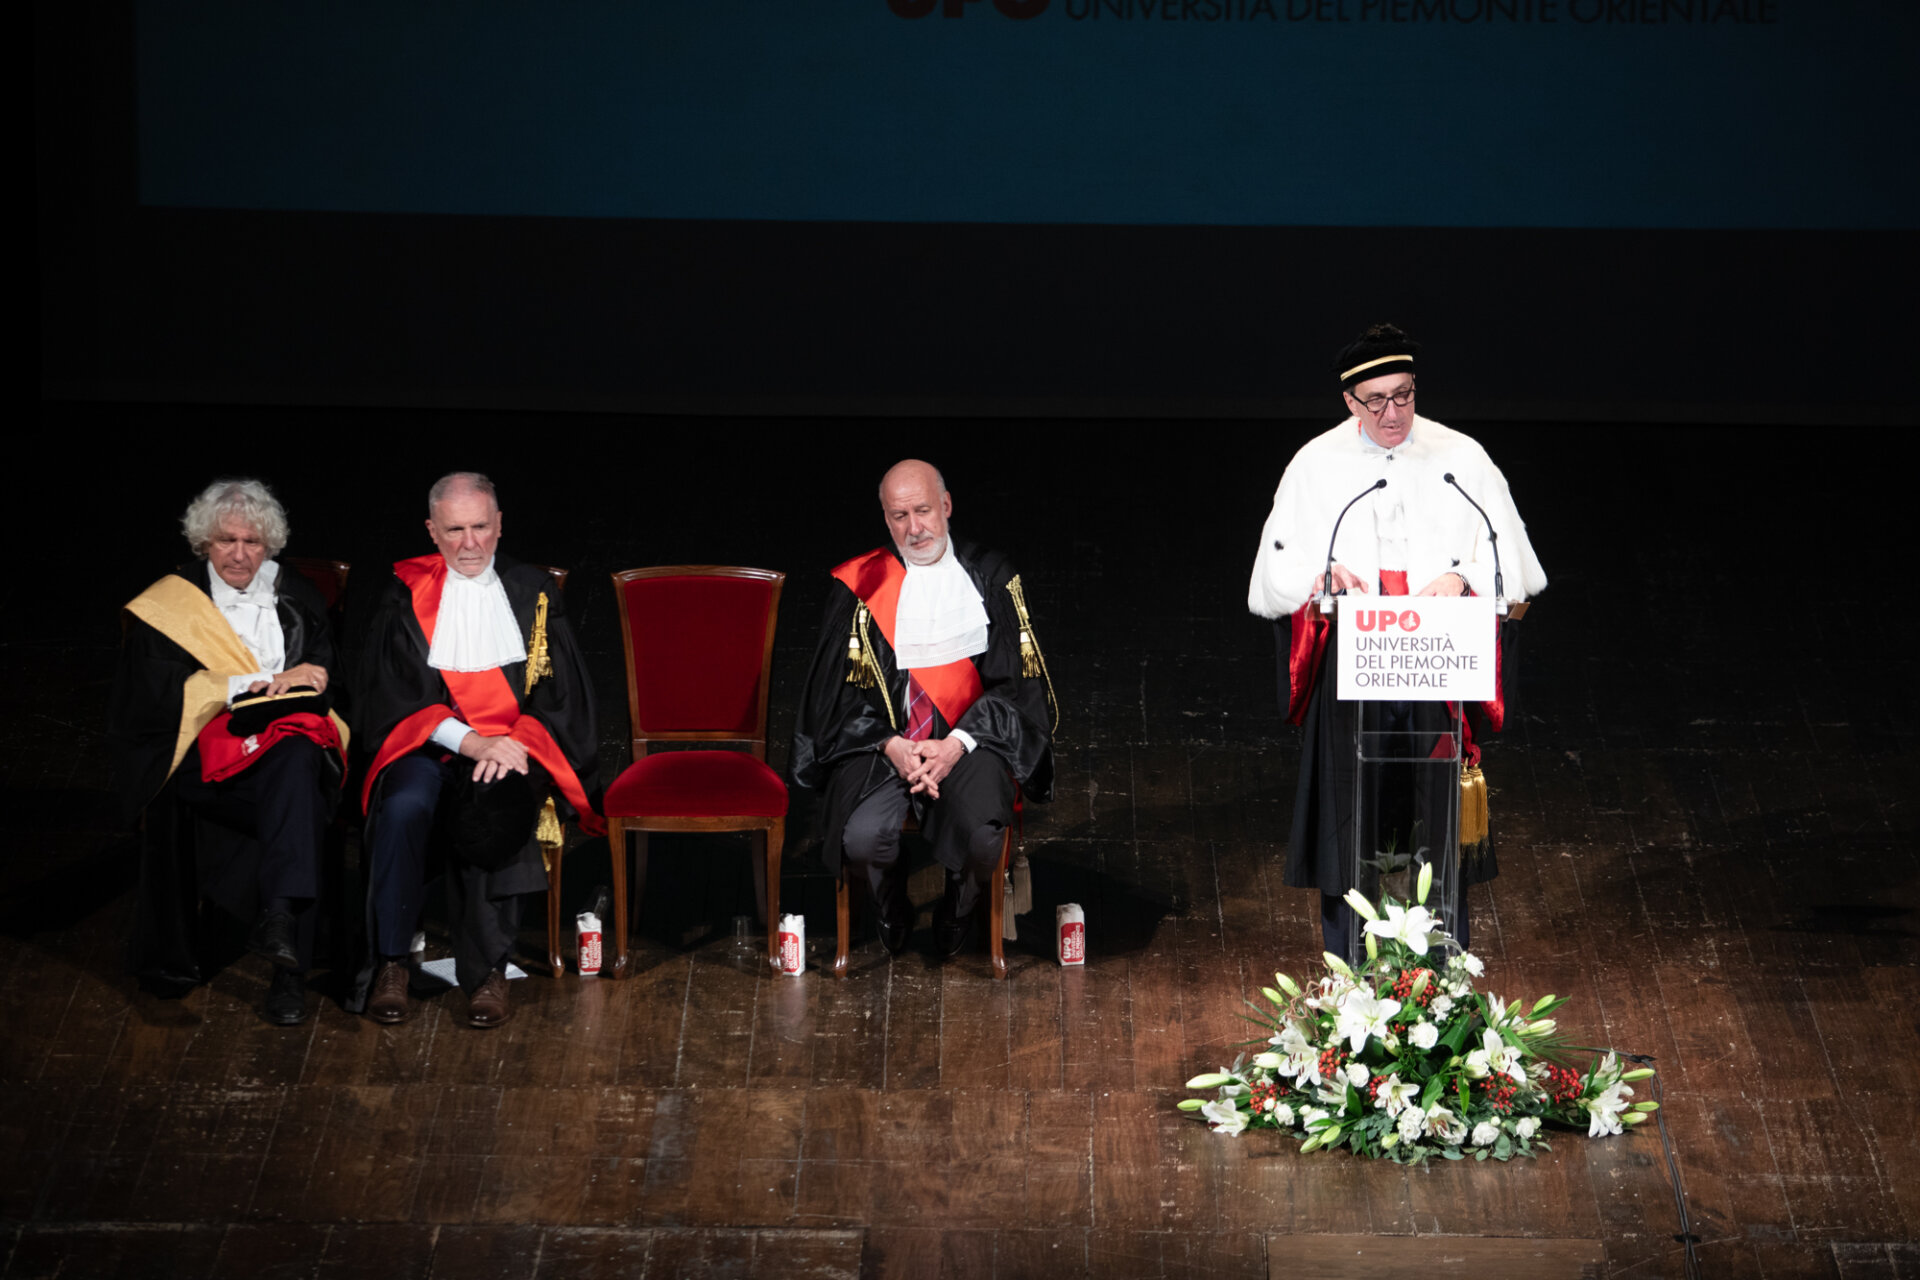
[{"left": 35, "top": 4, "right": 1917, "bottom": 425}]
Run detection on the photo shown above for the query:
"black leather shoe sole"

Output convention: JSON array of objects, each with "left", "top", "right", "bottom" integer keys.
[
  {"left": 248, "top": 911, "right": 300, "bottom": 969},
  {"left": 263, "top": 969, "right": 309, "bottom": 1026}
]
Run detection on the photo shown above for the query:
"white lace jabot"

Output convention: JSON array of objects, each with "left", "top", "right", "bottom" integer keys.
[
  {"left": 427, "top": 557, "right": 527, "bottom": 672},
  {"left": 209, "top": 558, "right": 284, "bottom": 676},
  {"left": 893, "top": 542, "right": 989, "bottom": 671}
]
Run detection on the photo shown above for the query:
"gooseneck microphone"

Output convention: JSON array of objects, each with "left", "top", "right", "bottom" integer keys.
[
  {"left": 1442, "top": 472, "right": 1503, "bottom": 599},
  {"left": 1323, "top": 479, "right": 1389, "bottom": 597}
]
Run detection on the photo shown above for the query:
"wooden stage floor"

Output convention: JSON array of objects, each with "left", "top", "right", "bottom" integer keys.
[{"left": 3, "top": 416, "right": 1915, "bottom": 1278}]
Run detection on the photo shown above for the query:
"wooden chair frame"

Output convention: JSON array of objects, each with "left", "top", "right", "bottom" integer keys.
[
  {"left": 834, "top": 818, "right": 1017, "bottom": 981},
  {"left": 605, "top": 566, "right": 786, "bottom": 978}
]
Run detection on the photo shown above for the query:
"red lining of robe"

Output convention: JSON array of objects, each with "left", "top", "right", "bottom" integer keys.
[{"left": 362, "top": 555, "right": 604, "bottom": 834}]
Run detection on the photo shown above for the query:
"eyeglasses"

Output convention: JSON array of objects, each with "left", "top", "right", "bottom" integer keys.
[{"left": 1351, "top": 386, "right": 1415, "bottom": 415}]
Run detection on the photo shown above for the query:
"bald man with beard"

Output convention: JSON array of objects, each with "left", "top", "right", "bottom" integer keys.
[{"left": 792, "top": 460, "right": 1056, "bottom": 961}]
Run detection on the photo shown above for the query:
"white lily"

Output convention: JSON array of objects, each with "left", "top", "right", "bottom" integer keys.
[
  {"left": 1363, "top": 901, "right": 1438, "bottom": 955},
  {"left": 1335, "top": 988, "right": 1402, "bottom": 1053},
  {"left": 1376, "top": 1073, "right": 1418, "bottom": 1117},
  {"left": 1585, "top": 1080, "right": 1631, "bottom": 1137},
  {"left": 1201, "top": 1098, "right": 1248, "bottom": 1136},
  {"left": 1252, "top": 1051, "right": 1283, "bottom": 1070},
  {"left": 1478, "top": 1027, "right": 1526, "bottom": 1082}
]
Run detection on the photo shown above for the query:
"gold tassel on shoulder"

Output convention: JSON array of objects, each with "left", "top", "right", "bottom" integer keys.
[
  {"left": 1006, "top": 575, "right": 1059, "bottom": 732},
  {"left": 524, "top": 592, "right": 554, "bottom": 694},
  {"left": 1459, "top": 764, "right": 1490, "bottom": 865},
  {"left": 845, "top": 603, "right": 880, "bottom": 689}
]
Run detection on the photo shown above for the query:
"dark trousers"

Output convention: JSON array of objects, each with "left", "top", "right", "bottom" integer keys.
[
  {"left": 171, "top": 735, "right": 330, "bottom": 970},
  {"left": 840, "top": 747, "right": 1013, "bottom": 919},
  {"left": 365, "top": 752, "right": 528, "bottom": 992}
]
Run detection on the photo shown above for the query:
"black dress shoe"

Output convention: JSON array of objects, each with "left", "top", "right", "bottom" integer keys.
[
  {"left": 248, "top": 910, "right": 300, "bottom": 969},
  {"left": 875, "top": 863, "right": 912, "bottom": 955},
  {"left": 934, "top": 893, "right": 978, "bottom": 960},
  {"left": 263, "top": 968, "right": 309, "bottom": 1026},
  {"left": 877, "top": 915, "right": 912, "bottom": 956}
]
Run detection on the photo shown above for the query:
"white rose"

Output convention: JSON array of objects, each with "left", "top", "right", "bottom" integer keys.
[
  {"left": 1430, "top": 995, "right": 1454, "bottom": 1019},
  {"left": 1409, "top": 1022, "right": 1439, "bottom": 1050},
  {"left": 1344, "top": 1062, "right": 1370, "bottom": 1088},
  {"left": 1515, "top": 1116, "right": 1540, "bottom": 1140},
  {"left": 1471, "top": 1121, "right": 1500, "bottom": 1147}
]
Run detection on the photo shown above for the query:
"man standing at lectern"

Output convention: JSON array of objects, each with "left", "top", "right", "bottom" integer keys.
[
  {"left": 1247, "top": 324, "right": 1547, "bottom": 956},
  {"left": 792, "top": 460, "right": 1055, "bottom": 960}
]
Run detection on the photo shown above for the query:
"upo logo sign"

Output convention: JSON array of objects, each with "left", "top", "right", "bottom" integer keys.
[
  {"left": 889, "top": 0, "right": 1050, "bottom": 17},
  {"left": 1352, "top": 608, "right": 1421, "bottom": 632}
]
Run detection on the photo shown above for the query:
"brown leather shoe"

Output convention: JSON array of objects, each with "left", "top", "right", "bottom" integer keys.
[
  {"left": 368, "top": 960, "right": 411, "bottom": 1025},
  {"left": 468, "top": 969, "right": 512, "bottom": 1029}
]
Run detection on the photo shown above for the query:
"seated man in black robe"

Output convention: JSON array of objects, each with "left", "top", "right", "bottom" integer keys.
[
  {"left": 792, "top": 459, "right": 1055, "bottom": 959},
  {"left": 353, "top": 471, "right": 601, "bottom": 1028},
  {"left": 109, "top": 478, "right": 347, "bottom": 1026}
]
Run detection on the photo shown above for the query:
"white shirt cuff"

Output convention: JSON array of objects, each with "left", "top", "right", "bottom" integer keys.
[
  {"left": 431, "top": 716, "right": 476, "bottom": 754},
  {"left": 226, "top": 673, "right": 268, "bottom": 703},
  {"left": 949, "top": 728, "right": 977, "bottom": 754}
]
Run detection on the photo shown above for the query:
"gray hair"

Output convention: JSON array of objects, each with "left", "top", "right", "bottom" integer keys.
[
  {"left": 181, "top": 478, "right": 290, "bottom": 558},
  {"left": 428, "top": 471, "right": 498, "bottom": 516}
]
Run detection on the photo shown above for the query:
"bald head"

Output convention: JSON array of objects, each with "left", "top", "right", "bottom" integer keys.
[{"left": 879, "top": 459, "right": 953, "bottom": 566}]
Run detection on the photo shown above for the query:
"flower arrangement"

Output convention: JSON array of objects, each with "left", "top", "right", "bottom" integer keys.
[{"left": 1179, "top": 865, "right": 1656, "bottom": 1162}]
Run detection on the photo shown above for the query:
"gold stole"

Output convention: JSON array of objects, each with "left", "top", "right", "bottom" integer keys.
[{"left": 123, "top": 574, "right": 349, "bottom": 782}]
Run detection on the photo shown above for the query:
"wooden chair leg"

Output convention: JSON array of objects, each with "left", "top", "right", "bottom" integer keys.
[
  {"left": 762, "top": 820, "right": 783, "bottom": 974},
  {"left": 751, "top": 830, "right": 770, "bottom": 927},
  {"left": 609, "top": 818, "right": 629, "bottom": 979},
  {"left": 988, "top": 825, "right": 1013, "bottom": 980},
  {"left": 544, "top": 835, "right": 565, "bottom": 979},
  {"left": 833, "top": 863, "right": 851, "bottom": 979}
]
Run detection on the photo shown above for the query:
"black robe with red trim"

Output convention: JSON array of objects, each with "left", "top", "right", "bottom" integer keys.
[
  {"left": 357, "top": 554, "right": 602, "bottom": 835},
  {"left": 791, "top": 540, "right": 1053, "bottom": 874},
  {"left": 108, "top": 563, "right": 339, "bottom": 992}
]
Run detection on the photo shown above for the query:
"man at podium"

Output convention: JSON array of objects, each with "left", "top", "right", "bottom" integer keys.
[{"left": 1247, "top": 323, "right": 1548, "bottom": 956}]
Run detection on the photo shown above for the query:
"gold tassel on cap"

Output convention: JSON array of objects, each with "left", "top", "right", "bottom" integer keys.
[
  {"left": 845, "top": 603, "right": 879, "bottom": 689},
  {"left": 1459, "top": 764, "right": 1490, "bottom": 864},
  {"left": 524, "top": 592, "right": 554, "bottom": 694}
]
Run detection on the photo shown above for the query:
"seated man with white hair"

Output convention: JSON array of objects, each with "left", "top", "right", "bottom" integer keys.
[
  {"left": 110, "top": 478, "right": 346, "bottom": 1026},
  {"left": 354, "top": 471, "right": 602, "bottom": 1029}
]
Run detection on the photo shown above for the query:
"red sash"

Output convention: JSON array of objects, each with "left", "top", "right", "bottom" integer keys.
[
  {"left": 197, "top": 710, "right": 347, "bottom": 784},
  {"left": 831, "top": 548, "right": 985, "bottom": 731},
  {"left": 362, "top": 555, "right": 604, "bottom": 834}
]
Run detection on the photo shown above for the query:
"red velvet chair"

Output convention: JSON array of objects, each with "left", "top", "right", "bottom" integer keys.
[{"left": 603, "top": 567, "right": 787, "bottom": 977}]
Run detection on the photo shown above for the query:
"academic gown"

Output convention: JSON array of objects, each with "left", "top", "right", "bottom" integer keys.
[
  {"left": 108, "top": 563, "right": 341, "bottom": 991},
  {"left": 351, "top": 554, "right": 601, "bottom": 998},
  {"left": 791, "top": 540, "right": 1054, "bottom": 876},
  {"left": 1246, "top": 417, "right": 1547, "bottom": 903}
]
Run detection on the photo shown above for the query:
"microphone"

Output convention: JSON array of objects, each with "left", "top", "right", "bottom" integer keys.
[
  {"left": 1324, "top": 479, "right": 1388, "bottom": 598},
  {"left": 1442, "top": 472, "right": 1503, "bottom": 600}
]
